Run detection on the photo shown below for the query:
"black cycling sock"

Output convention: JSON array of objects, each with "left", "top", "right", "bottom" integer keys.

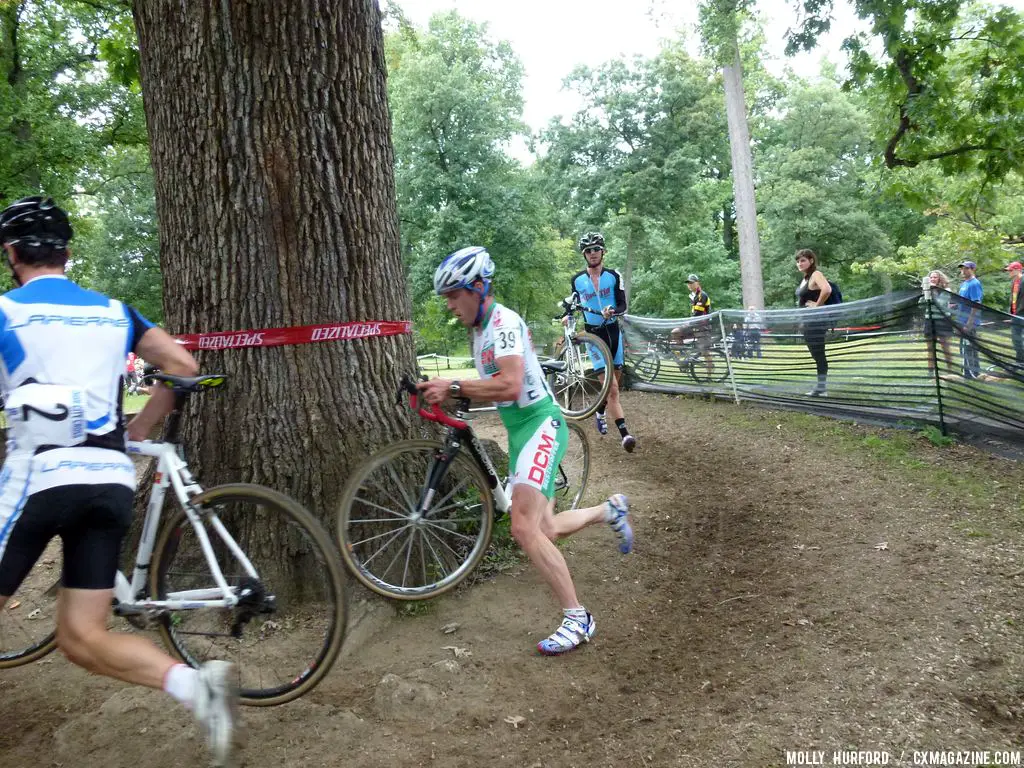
[{"left": 615, "top": 418, "right": 628, "bottom": 438}]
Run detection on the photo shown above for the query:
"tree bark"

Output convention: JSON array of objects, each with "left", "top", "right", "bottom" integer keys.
[
  {"left": 722, "top": 41, "right": 764, "bottom": 309},
  {"left": 132, "top": 1, "right": 417, "bottom": 531}
]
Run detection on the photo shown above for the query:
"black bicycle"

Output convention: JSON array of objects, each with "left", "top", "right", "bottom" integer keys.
[
  {"left": 335, "top": 374, "right": 590, "bottom": 601},
  {"left": 626, "top": 334, "right": 729, "bottom": 385}
]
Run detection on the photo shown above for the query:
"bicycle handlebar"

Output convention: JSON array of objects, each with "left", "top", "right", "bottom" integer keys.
[
  {"left": 554, "top": 294, "right": 622, "bottom": 323},
  {"left": 398, "top": 375, "right": 468, "bottom": 430}
]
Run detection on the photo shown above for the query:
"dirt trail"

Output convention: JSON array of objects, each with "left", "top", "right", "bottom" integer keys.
[{"left": 3, "top": 392, "right": 1023, "bottom": 768}]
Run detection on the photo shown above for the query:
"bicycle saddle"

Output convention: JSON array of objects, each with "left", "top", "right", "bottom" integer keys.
[
  {"left": 541, "top": 359, "right": 566, "bottom": 373},
  {"left": 146, "top": 373, "right": 228, "bottom": 392}
]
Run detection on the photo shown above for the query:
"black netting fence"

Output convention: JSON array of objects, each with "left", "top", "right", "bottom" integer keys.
[{"left": 620, "top": 289, "right": 1024, "bottom": 443}]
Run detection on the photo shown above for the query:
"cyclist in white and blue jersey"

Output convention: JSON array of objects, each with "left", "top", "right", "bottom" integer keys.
[
  {"left": 417, "top": 245, "right": 634, "bottom": 656},
  {"left": 569, "top": 232, "right": 636, "bottom": 451},
  {"left": 0, "top": 197, "right": 239, "bottom": 766}
]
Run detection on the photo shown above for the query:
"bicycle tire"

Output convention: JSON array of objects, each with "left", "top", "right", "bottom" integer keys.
[
  {"left": 688, "top": 348, "right": 729, "bottom": 385},
  {"left": 628, "top": 351, "right": 661, "bottom": 384},
  {"left": 0, "top": 540, "right": 60, "bottom": 669},
  {"left": 337, "top": 439, "right": 495, "bottom": 601},
  {"left": 554, "top": 419, "right": 590, "bottom": 511},
  {"left": 151, "top": 483, "right": 347, "bottom": 707},
  {"left": 548, "top": 331, "right": 614, "bottom": 419}
]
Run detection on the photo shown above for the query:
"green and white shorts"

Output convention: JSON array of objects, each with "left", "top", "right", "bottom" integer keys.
[{"left": 502, "top": 401, "right": 569, "bottom": 500}]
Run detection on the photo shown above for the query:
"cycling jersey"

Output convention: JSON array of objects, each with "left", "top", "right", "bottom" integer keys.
[
  {"left": 690, "top": 290, "right": 711, "bottom": 316},
  {"left": 0, "top": 275, "right": 152, "bottom": 492},
  {"left": 473, "top": 302, "right": 554, "bottom": 424},
  {"left": 572, "top": 269, "right": 627, "bottom": 328}
]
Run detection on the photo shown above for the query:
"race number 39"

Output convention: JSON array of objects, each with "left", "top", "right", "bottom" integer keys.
[{"left": 497, "top": 330, "right": 516, "bottom": 350}]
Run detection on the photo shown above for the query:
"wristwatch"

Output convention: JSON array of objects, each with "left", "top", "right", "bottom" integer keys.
[{"left": 449, "top": 381, "right": 463, "bottom": 397}]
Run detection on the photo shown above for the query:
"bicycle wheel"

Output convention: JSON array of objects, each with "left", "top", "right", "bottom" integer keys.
[
  {"left": 337, "top": 439, "right": 495, "bottom": 601},
  {"left": 0, "top": 540, "right": 60, "bottom": 669},
  {"left": 547, "top": 331, "right": 613, "bottom": 419},
  {"left": 688, "top": 348, "right": 730, "bottom": 384},
  {"left": 553, "top": 419, "right": 590, "bottom": 511},
  {"left": 628, "top": 350, "right": 661, "bottom": 384},
  {"left": 151, "top": 483, "right": 347, "bottom": 706}
]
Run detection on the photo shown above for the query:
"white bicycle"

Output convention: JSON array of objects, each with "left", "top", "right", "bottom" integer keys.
[{"left": 0, "top": 372, "right": 347, "bottom": 706}]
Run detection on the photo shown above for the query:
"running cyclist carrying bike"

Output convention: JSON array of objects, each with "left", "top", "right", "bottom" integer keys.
[
  {"left": 417, "top": 245, "right": 635, "bottom": 655},
  {"left": 0, "top": 197, "right": 238, "bottom": 766},
  {"left": 569, "top": 232, "right": 636, "bottom": 451}
]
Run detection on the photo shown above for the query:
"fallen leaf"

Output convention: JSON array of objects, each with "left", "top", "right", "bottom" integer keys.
[
  {"left": 874, "top": 542, "right": 889, "bottom": 551},
  {"left": 504, "top": 715, "right": 526, "bottom": 729},
  {"left": 440, "top": 622, "right": 460, "bottom": 634},
  {"left": 442, "top": 645, "right": 472, "bottom": 659},
  {"left": 7, "top": 599, "right": 20, "bottom": 610}
]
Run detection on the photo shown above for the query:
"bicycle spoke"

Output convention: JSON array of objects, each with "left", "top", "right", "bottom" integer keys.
[
  {"left": 385, "top": 463, "right": 420, "bottom": 512},
  {"left": 423, "top": 475, "right": 475, "bottom": 518},
  {"left": 364, "top": 476, "right": 416, "bottom": 516},
  {"left": 418, "top": 529, "right": 453, "bottom": 580},
  {"left": 420, "top": 518, "right": 482, "bottom": 544},
  {"left": 350, "top": 494, "right": 414, "bottom": 521},
  {"left": 356, "top": 524, "right": 414, "bottom": 566},
  {"left": 420, "top": 522, "right": 473, "bottom": 562},
  {"left": 425, "top": 496, "right": 484, "bottom": 519}
]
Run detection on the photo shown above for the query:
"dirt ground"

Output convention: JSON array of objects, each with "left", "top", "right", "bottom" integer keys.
[{"left": 3, "top": 391, "right": 1024, "bottom": 768}]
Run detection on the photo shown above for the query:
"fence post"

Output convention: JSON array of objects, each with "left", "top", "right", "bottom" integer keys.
[
  {"left": 927, "top": 290, "right": 948, "bottom": 436},
  {"left": 719, "top": 311, "right": 741, "bottom": 405}
]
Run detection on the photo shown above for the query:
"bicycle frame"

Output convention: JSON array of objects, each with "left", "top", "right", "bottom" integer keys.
[
  {"left": 400, "top": 380, "right": 579, "bottom": 519},
  {"left": 116, "top": 439, "right": 258, "bottom": 613}
]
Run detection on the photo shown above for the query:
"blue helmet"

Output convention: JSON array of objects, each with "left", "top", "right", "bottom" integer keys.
[
  {"left": 434, "top": 246, "right": 495, "bottom": 326},
  {"left": 433, "top": 246, "right": 495, "bottom": 295}
]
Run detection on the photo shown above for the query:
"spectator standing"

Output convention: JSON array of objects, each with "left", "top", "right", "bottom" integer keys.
[
  {"left": 1005, "top": 259, "right": 1023, "bottom": 368},
  {"left": 685, "top": 274, "right": 714, "bottom": 375},
  {"left": 794, "top": 249, "right": 832, "bottom": 396},
  {"left": 921, "top": 270, "right": 955, "bottom": 375},
  {"left": 956, "top": 260, "right": 984, "bottom": 379}
]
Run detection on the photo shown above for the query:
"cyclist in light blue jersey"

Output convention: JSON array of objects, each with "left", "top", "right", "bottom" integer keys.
[
  {"left": 418, "top": 245, "right": 634, "bottom": 656},
  {"left": 568, "top": 232, "right": 636, "bottom": 451},
  {"left": 0, "top": 197, "right": 239, "bottom": 766}
]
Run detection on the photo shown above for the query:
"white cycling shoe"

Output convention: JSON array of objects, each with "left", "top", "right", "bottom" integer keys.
[
  {"left": 194, "top": 660, "right": 241, "bottom": 767},
  {"left": 537, "top": 612, "right": 596, "bottom": 656}
]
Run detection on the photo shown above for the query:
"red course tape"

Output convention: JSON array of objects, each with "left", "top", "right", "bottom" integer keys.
[{"left": 175, "top": 320, "right": 412, "bottom": 351}]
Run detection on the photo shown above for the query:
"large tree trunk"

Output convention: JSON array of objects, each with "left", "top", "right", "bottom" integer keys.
[
  {"left": 132, "top": 1, "right": 417, "bottom": 530},
  {"left": 722, "top": 41, "right": 764, "bottom": 309}
]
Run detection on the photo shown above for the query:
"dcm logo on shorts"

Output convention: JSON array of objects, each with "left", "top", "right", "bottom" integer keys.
[{"left": 527, "top": 432, "right": 556, "bottom": 485}]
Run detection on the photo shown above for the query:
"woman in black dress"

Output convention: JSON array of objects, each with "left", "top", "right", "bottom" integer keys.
[{"left": 795, "top": 249, "right": 832, "bottom": 396}]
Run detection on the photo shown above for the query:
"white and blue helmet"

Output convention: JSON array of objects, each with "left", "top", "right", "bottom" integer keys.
[{"left": 433, "top": 246, "right": 495, "bottom": 295}]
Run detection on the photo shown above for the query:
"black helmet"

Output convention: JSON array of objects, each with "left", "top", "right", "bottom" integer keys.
[
  {"left": 578, "top": 231, "right": 605, "bottom": 252},
  {"left": 0, "top": 196, "right": 74, "bottom": 250}
]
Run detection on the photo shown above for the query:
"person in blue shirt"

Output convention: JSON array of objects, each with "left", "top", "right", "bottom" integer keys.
[
  {"left": 568, "top": 232, "right": 635, "bottom": 451},
  {"left": 956, "top": 260, "right": 984, "bottom": 379},
  {"left": 0, "top": 197, "right": 239, "bottom": 766}
]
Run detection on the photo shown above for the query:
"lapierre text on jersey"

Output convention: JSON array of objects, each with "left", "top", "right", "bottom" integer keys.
[{"left": 9, "top": 315, "right": 130, "bottom": 329}]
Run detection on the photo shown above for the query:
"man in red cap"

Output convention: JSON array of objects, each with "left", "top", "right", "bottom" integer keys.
[{"left": 1006, "top": 259, "right": 1023, "bottom": 367}]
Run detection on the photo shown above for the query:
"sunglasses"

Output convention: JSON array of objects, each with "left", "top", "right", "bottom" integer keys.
[{"left": 583, "top": 247, "right": 604, "bottom": 255}]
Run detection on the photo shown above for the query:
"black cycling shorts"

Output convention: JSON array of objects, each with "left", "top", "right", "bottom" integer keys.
[
  {"left": 584, "top": 322, "right": 625, "bottom": 370},
  {"left": 0, "top": 483, "right": 134, "bottom": 594}
]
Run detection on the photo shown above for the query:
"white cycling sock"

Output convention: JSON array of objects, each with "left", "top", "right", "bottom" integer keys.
[
  {"left": 163, "top": 663, "right": 198, "bottom": 710},
  {"left": 603, "top": 499, "right": 616, "bottom": 523},
  {"left": 565, "top": 607, "right": 589, "bottom": 624}
]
